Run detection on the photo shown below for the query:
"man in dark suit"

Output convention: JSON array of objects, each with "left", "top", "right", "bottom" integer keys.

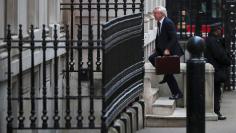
[
  {"left": 204, "top": 24, "right": 231, "bottom": 120},
  {"left": 148, "top": 6, "right": 184, "bottom": 100}
]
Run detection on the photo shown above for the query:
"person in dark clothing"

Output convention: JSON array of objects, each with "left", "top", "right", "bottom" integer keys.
[
  {"left": 204, "top": 24, "right": 231, "bottom": 120},
  {"left": 148, "top": 6, "right": 184, "bottom": 100}
]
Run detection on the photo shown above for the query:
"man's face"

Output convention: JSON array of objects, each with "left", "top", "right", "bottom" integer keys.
[
  {"left": 215, "top": 28, "right": 222, "bottom": 37},
  {"left": 153, "top": 10, "right": 163, "bottom": 21}
]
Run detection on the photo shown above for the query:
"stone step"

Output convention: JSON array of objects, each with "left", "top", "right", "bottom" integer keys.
[
  {"left": 146, "top": 108, "right": 218, "bottom": 127},
  {"left": 143, "top": 87, "right": 159, "bottom": 114},
  {"left": 152, "top": 97, "right": 176, "bottom": 116},
  {"left": 151, "top": 87, "right": 159, "bottom": 103}
]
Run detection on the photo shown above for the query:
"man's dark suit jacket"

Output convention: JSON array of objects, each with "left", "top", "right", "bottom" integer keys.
[
  {"left": 155, "top": 17, "right": 184, "bottom": 56},
  {"left": 204, "top": 34, "right": 231, "bottom": 82}
]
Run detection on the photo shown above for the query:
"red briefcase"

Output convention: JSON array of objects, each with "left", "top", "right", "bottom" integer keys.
[{"left": 155, "top": 55, "right": 180, "bottom": 75}]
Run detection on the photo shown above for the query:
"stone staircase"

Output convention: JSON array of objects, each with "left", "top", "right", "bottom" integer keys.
[{"left": 144, "top": 62, "right": 218, "bottom": 127}]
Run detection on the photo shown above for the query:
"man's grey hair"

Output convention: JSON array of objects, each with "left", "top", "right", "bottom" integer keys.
[{"left": 153, "top": 6, "right": 167, "bottom": 17}]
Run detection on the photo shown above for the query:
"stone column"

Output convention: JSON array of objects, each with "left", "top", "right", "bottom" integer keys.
[
  {"left": 39, "top": 0, "right": 48, "bottom": 27},
  {"left": 28, "top": 0, "right": 39, "bottom": 28},
  {"left": 6, "top": 0, "right": 17, "bottom": 34},
  {"left": 17, "top": 0, "right": 27, "bottom": 35},
  {"left": 48, "top": 0, "right": 60, "bottom": 24}
]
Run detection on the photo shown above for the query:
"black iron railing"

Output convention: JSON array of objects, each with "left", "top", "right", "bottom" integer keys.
[
  {"left": 225, "top": 1, "right": 236, "bottom": 90},
  {"left": 2, "top": 1, "right": 144, "bottom": 133}
]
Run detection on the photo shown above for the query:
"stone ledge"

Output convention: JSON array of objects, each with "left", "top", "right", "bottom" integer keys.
[
  {"left": 146, "top": 108, "right": 218, "bottom": 127},
  {"left": 152, "top": 97, "right": 176, "bottom": 116},
  {"left": 152, "top": 97, "right": 175, "bottom": 107}
]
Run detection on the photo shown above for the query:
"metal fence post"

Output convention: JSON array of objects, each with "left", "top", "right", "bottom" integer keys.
[{"left": 187, "top": 36, "right": 206, "bottom": 133}]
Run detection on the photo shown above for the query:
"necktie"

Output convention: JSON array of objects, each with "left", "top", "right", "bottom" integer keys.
[{"left": 157, "top": 21, "right": 161, "bottom": 35}]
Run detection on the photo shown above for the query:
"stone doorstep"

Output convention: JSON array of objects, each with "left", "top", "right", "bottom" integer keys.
[
  {"left": 151, "top": 87, "right": 159, "bottom": 103},
  {"left": 152, "top": 97, "right": 176, "bottom": 116},
  {"left": 146, "top": 108, "right": 218, "bottom": 127}
]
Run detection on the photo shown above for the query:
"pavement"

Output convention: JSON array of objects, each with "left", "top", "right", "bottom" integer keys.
[{"left": 137, "top": 90, "right": 236, "bottom": 133}]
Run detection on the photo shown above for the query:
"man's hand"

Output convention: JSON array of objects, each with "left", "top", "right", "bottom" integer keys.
[
  {"left": 152, "top": 48, "right": 156, "bottom": 53},
  {"left": 164, "top": 49, "right": 170, "bottom": 55}
]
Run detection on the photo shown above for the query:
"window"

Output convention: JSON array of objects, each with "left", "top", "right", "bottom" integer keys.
[{"left": 212, "top": 0, "right": 222, "bottom": 18}]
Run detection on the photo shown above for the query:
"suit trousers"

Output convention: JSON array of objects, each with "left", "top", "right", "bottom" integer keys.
[
  {"left": 214, "top": 81, "right": 221, "bottom": 114},
  {"left": 148, "top": 52, "right": 182, "bottom": 95}
]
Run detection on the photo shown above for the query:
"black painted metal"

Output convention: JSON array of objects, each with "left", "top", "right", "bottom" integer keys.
[
  {"left": 106, "top": 0, "right": 109, "bottom": 21},
  {"left": 42, "top": 24, "right": 48, "bottom": 128},
  {"left": 4, "top": 1, "right": 144, "bottom": 133},
  {"left": 77, "top": 24, "right": 83, "bottom": 128},
  {"left": 30, "top": 25, "right": 36, "bottom": 128},
  {"left": 18, "top": 25, "right": 25, "bottom": 128},
  {"left": 225, "top": 1, "right": 236, "bottom": 90},
  {"left": 6, "top": 25, "right": 13, "bottom": 133},
  {"left": 70, "top": 0, "right": 75, "bottom": 71},
  {"left": 65, "top": 25, "right": 72, "bottom": 128},
  {"left": 96, "top": 0, "right": 102, "bottom": 71},
  {"left": 187, "top": 36, "right": 206, "bottom": 133},
  {"left": 102, "top": 13, "right": 144, "bottom": 130},
  {"left": 53, "top": 25, "right": 60, "bottom": 128},
  {"left": 88, "top": 1, "right": 95, "bottom": 126}
]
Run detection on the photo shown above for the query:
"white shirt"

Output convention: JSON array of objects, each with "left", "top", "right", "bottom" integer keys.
[{"left": 158, "top": 17, "right": 165, "bottom": 34}]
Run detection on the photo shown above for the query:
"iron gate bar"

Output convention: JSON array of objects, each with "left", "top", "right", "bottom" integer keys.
[
  {"left": 96, "top": 0, "right": 102, "bottom": 71},
  {"left": 53, "top": 25, "right": 60, "bottom": 128},
  {"left": 6, "top": 25, "right": 13, "bottom": 133},
  {"left": 115, "top": 0, "right": 118, "bottom": 17},
  {"left": 76, "top": 24, "right": 83, "bottom": 128},
  {"left": 42, "top": 24, "right": 48, "bottom": 128},
  {"left": 88, "top": 0, "right": 96, "bottom": 128},
  {"left": 106, "top": 0, "right": 109, "bottom": 21},
  {"left": 70, "top": 0, "right": 75, "bottom": 71},
  {"left": 18, "top": 24, "right": 25, "bottom": 128},
  {"left": 124, "top": 0, "right": 127, "bottom": 15},
  {"left": 132, "top": 0, "right": 135, "bottom": 13},
  {"left": 65, "top": 25, "right": 72, "bottom": 128},
  {"left": 30, "top": 25, "right": 36, "bottom": 128}
]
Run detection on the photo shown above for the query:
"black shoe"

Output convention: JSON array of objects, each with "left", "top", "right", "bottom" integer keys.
[
  {"left": 159, "top": 79, "right": 167, "bottom": 84},
  {"left": 169, "top": 93, "right": 183, "bottom": 100},
  {"left": 169, "top": 95, "right": 176, "bottom": 100},
  {"left": 217, "top": 113, "right": 226, "bottom": 120}
]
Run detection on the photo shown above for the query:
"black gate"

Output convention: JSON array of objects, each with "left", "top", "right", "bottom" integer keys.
[
  {"left": 2, "top": 1, "right": 144, "bottom": 133},
  {"left": 225, "top": 0, "right": 236, "bottom": 90}
]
